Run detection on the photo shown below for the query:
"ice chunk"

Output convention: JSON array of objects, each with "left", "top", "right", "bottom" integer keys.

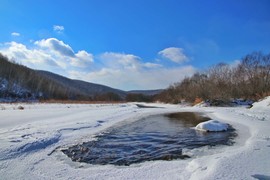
[{"left": 195, "top": 120, "right": 229, "bottom": 132}]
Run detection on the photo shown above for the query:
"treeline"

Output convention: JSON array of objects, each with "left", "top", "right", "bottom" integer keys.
[
  {"left": 0, "top": 54, "right": 90, "bottom": 100},
  {"left": 126, "top": 93, "right": 154, "bottom": 102},
  {"left": 156, "top": 52, "right": 270, "bottom": 103},
  {"left": 4, "top": 51, "right": 268, "bottom": 104}
]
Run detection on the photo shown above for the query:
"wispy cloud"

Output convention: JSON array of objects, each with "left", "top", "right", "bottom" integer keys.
[
  {"left": 11, "top": 32, "right": 20, "bottom": 37},
  {"left": 158, "top": 47, "right": 188, "bottom": 63},
  {"left": 53, "top": 25, "right": 64, "bottom": 33},
  {"left": 143, "top": 62, "right": 163, "bottom": 68},
  {"left": 99, "top": 52, "right": 141, "bottom": 71},
  {"left": 69, "top": 65, "right": 195, "bottom": 90},
  {"left": 99, "top": 52, "right": 163, "bottom": 71}
]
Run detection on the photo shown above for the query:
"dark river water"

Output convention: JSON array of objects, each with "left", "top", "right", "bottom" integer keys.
[{"left": 62, "top": 112, "right": 236, "bottom": 166}]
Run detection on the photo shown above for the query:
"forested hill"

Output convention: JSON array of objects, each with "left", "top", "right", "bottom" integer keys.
[
  {"left": 37, "top": 70, "right": 127, "bottom": 98},
  {"left": 0, "top": 54, "right": 126, "bottom": 101},
  {"left": 156, "top": 51, "right": 270, "bottom": 104}
]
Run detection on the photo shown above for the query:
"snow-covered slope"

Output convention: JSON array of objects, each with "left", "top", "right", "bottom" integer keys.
[
  {"left": 0, "top": 100, "right": 269, "bottom": 179},
  {"left": 251, "top": 96, "right": 270, "bottom": 111}
]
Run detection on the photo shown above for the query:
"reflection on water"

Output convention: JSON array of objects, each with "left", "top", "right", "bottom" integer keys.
[{"left": 62, "top": 112, "right": 236, "bottom": 166}]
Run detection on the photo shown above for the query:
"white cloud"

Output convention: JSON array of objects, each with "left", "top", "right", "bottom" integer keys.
[
  {"left": 0, "top": 38, "right": 93, "bottom": 71},
  {"left": 99, "top": 52, "right": 163, "bottom": 71},
  {"left": 34, "top": 38, "right": 93, "bottom": 68},
  {"left": 71, "top": 50, "right": 94, "bottom": 67},
  {"left": 100, "top": 52, "right": 141, "bottom": 71},
  {"left": 53, "top": 25, "right": 64, "bottom": 33},
  {"left": 158, "top": 47, "right": 188, "bottom": 63},
  {"left": 11, "top": 32, "right": 20, "bottom": 37},
  {"left": 35, "top": 38, "right": 75, "bottom": 57}
]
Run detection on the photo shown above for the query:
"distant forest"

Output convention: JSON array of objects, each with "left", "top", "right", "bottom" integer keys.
[{"left": 156, "top": 52, "right": 270, "bottom": 103}]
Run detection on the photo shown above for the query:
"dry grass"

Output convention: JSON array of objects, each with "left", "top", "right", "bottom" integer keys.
[
  {"left": 39, "top": 99, "right": 126, "bottom": 104},
  {"left": 193, "top": 97, "right": 204, "bottom": 106}
]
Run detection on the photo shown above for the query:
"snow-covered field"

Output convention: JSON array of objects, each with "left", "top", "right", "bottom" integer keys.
[{"left": 0, "top": 99, "right": 270, "bottom": 180}]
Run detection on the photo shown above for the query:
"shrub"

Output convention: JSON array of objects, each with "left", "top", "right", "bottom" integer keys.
[{"left": 17, "top": 105, "right": 24, "bottom": 110}]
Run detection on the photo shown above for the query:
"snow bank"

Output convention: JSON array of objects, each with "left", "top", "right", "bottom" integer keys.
[
  {"left": 195, "top": 120, "right": 229, "bottom": 132},
  {"left": 251, "top": 96, "right": 270, "bottom": 110}
]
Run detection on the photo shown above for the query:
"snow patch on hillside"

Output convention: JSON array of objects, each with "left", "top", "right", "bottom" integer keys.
[
  {"left": 0, "top": 77, "right": 37, "bottom": 102},
  {"left": 251, "top": 96, "right": 270, "bottom": 111}
]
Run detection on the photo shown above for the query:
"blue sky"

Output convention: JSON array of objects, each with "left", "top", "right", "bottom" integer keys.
[{"left": 0, "top": 0, "right": 270, "bottom": 90}]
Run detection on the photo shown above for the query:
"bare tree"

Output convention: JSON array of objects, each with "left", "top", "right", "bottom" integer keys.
[{"left": 157, "top": 51, "right": 270, "bottom": 103}]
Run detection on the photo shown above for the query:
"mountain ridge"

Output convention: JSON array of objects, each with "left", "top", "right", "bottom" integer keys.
[{"left": 36, "top": 70, "right": 127, "bottom": 98}]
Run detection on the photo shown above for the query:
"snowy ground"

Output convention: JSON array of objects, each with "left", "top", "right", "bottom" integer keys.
[{"left": 0, "top": 100, "right": 270, "bottom": 180}]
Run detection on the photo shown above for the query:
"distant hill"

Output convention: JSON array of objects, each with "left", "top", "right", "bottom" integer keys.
[
  {"left": 0, "top": 53, "right": 161, "bottom": 102},
  {"left": 0, "top": 54, "right": 126, "bottom": 101},
  {"left": 37, "top": 70, "right": 126, "bottom": 98}
]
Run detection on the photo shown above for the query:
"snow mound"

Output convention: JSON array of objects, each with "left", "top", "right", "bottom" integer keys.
[
  {"left": 251, "top": 96, "right": 270, "bottom": 110},
  {"left": 195, "top": 120, "right": 229, "bottom": 132}
]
